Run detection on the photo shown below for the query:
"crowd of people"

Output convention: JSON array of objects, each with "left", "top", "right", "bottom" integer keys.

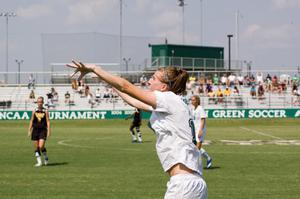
[
  {"left": 185, "top": 72, "right": 300, "bottom": 106},
  {"left": 25, "top": 72, "right": 300, "bottom": 109}
]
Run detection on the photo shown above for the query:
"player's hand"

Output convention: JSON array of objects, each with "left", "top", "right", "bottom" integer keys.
[
  {"left": 66, "top": 60, "right": 98, "bottom": 81},
  {"left": 47, "top": 131, "right": 51, "bottom": 138},
  {"left": 27, "top": 130, "right": 31, "bottom": 137},
  {"left": 196, "top": 142, "right": 202, "bottom": 150}
]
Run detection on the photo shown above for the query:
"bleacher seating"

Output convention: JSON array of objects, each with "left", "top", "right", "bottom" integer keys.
[{"left": 0, "top": 84, "right": 298, "bottom": 111}]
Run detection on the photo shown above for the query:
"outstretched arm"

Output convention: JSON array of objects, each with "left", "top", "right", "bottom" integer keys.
[
  {"left": 114, "top": 88, "right": 152, "bottom": 112},
  {"left": 66, "top": 61, "right": 157, "bottom": 109}
]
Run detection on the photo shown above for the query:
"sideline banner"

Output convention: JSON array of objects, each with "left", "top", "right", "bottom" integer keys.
[
  {"left": 0, "top": 110, "right": 151, "bottom": 120},
  {"left": 0, "top": 109, "right": 299, "bottom": 120}
]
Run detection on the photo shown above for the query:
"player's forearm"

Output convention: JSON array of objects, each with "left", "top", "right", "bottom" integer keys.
[
  {"left": 114, "top": 88, "right": 152, "bottom": 111},
  {"left": 93, "top": 67, "right": 132, "bottom": 93},
  {"left": 28, "top": 121, "right": 33, "bottom": 131},
  {"left": 93, "top": 67, "right": 156, "bottom": 108}
]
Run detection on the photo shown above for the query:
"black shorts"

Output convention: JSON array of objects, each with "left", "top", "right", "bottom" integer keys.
[{"left": 31, "top": 128, "right": 47, "bottom": 141}]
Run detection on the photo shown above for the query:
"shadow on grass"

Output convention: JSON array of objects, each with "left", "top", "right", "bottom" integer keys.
[
  {"left": 46, "top": 162, "right": 68, "bottom": 167},
  {"left": 204, "top": 166, "right": 221, "bottom": 170}
]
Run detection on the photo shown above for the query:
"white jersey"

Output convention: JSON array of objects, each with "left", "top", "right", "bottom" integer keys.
[
  {"left": 192, "top": 106, "right": 207, "bottom": 142},
  {"left": 150, "top": 91, "right": 202, "bottom": 175}
]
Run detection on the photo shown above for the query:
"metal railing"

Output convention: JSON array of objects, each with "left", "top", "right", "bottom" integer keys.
[{"left": 150, "top": 56, "right": 242, "bottom": 71}]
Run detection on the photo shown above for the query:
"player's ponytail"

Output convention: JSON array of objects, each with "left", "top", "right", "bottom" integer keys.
[{"left": 160, "top": 66, "right": 189, "bottom": 95}]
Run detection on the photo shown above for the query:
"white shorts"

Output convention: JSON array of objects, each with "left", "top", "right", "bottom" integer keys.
[{"left": 164, "top": 173, "right": 208, "bottom": 199}]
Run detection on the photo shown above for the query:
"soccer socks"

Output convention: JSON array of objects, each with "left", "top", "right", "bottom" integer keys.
[
  {"left": 200, "top": 148, "right": 212, "bottom": 168},
  {"left": 136, "top": 127, "right": 142, "bottom": 142},
  {"left": 130, "top": 129, "right": 137, "bottom": 142},
  {"left": 41, "top": 148, "right": 49, "bottom": 162},
  {"left": 35, "top": 148, "right": 42, "bottom": 166},
  {"left": 200, "top": 148, "right": 211, "bottom": 160}
]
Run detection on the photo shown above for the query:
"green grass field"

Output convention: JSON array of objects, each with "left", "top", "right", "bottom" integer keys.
[{"left": 0, "top": 118, "right": 299, "bottom": 199}]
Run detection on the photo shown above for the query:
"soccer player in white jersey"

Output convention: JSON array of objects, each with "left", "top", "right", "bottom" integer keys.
[
  {"left": 67, "top": 61, "right": 207, "bottom": 199},
  {"left": 190, "top": 95, "right": 212, "bottom": 169}
]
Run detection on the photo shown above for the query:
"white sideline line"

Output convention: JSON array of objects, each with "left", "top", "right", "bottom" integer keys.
[{"left": 240, "top": 127, "right": 283, "bottom": 140}]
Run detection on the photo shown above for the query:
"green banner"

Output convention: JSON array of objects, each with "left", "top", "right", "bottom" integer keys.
[
  {"left": 207, "top": 109, "right": 300, "bottom": 119},
  {"left": 0, "top": 110, "right": 151, "bottom": 120},
  {"left": 0, "top": 109, "right": 299, "bottom": 120}
]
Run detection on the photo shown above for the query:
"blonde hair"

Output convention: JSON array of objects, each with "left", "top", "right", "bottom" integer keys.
[
  {"left": 159, "top": 66, "right": 189, "bottom": 95},
  {"left": 192, "top": 95, "right": 200, "bottom": 106}
]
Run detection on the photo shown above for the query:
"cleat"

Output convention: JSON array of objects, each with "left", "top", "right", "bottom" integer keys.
[
  {"left": 35, "top": 162, "right": 42, "bottom": 167},
  {"left": 131, "top": 137, "right": 137, "bottom": 143},
  {"left": 137, "top": 137, "right": 143, "bottom": 143},
  {"left": 206, "top": 158, "right": 212, "bottom": 169},
  {"left": 44, "top": 159, "right": 48, "bottom": 166}
]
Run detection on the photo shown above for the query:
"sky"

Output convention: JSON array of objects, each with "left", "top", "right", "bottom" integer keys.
[{"left": 1, "top": 0, "right": 300, "bottom": 72}]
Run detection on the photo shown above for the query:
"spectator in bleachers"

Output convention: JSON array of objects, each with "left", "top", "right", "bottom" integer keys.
[
  {"left": 266, "top": 74, "right": 272, "bottom": 82},
  {"left": 244, "top": 75, "right": 250, "bottom": 86},
  {"left": 272, "top": 75, "right": 279, "bottom": 92},
  {"left": 205, "top": 83, "right": 213, "bottom": 95},
  {"left": 237, "top": 74, "right": 244, "bottom": 86},
  {"left": 224, "top": 87, "right": 231, "bottom": 97},
  {"left": 199, "top": 76, "right": 206, "bottom": 85},
  {"left": 95, "top": 88, "right": 101, "bottom": 103},
  {"left": 265, "top": 74, "right": 272, "bottom": 92},
  {"left": 78, "top": 80, "right": 85, "bottom": 96},
  {"left": 207, "top": 90, "right": 216, "bottom": 104},
  {"left": 216, "top": 87, "right": 224, "bottom": 103},
  {"left": 51, "top": 88, "right": 59, "bottom": 103},
  {"left": 198, "top": 84, "right": 205, "bottom": 96},
  {"left": 64, "top": 91, "right": 71, "bottom": 104},
  {"left": 140, "top": 75, "right": 147, "bottom": 87},
  {"left": 87, "top": 92, "right": 96, "bottom": 108},
  {"left": 280, "top": 80, "right": 287, "bottom": 93},
  {"left": 257, "top": 83, "right": 265, "bottom": 101},
  {"left": 292, "top": 89, "right": 300, "bottom": 105},
  {"left": 249, "top": 74, "right": 256, "bottom": 86},
  {"left": 213, "top": 74, "right": 219, "bottom": 85},
  {"left": 27, "top": 74, "right": 35, "bottom": 90},
  {"left": 250, "top": 85, "right": 257, "bottom": 98},
  {"left": 256, "top": 72, "right": 264, "bottom": 84},
  {"left": 291, "top": 74, "right": 299, "bottom": 85},
  {"left": 220, "top": 74, "right": 227, "bottom": 86},
  {"left": 233, "top": 86, "right": 240, "bottom": 95},
  {"left": 46, "top": 92, "right": 54, "bottom": 108},
  {"left": 103, "top": 88, "right": 110, "bottom": 102},
  {"left": 84, "top": 85, "right": 90, "bottom": 97},
  {"left": 228, "top": 73, "right": 236, "bottom": 87},
  {"left": 29, "top": 90, "right": 35, "bottom": 103},
  {"left": 292, "top": 82, "right": 298, "bottom": 94}
]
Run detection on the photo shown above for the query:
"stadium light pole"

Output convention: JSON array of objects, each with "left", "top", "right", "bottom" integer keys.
[
  {"left": 119, "top": 0, "right": 123, "bottom": 71},
  {"left": 227, "top": 34, "right": 233, "bottom": 71},
  {"left": 0, "top": 12, "right": 17, "bottom": 84},
  {"left": 123, "top": 57, "right": 131, "bottom": 72},
  {"left": 15, "top": 59, "right": 23, "bottom": 84},
  {"left": 178, "top": 0, "right": 186, "bottom": 44}
]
